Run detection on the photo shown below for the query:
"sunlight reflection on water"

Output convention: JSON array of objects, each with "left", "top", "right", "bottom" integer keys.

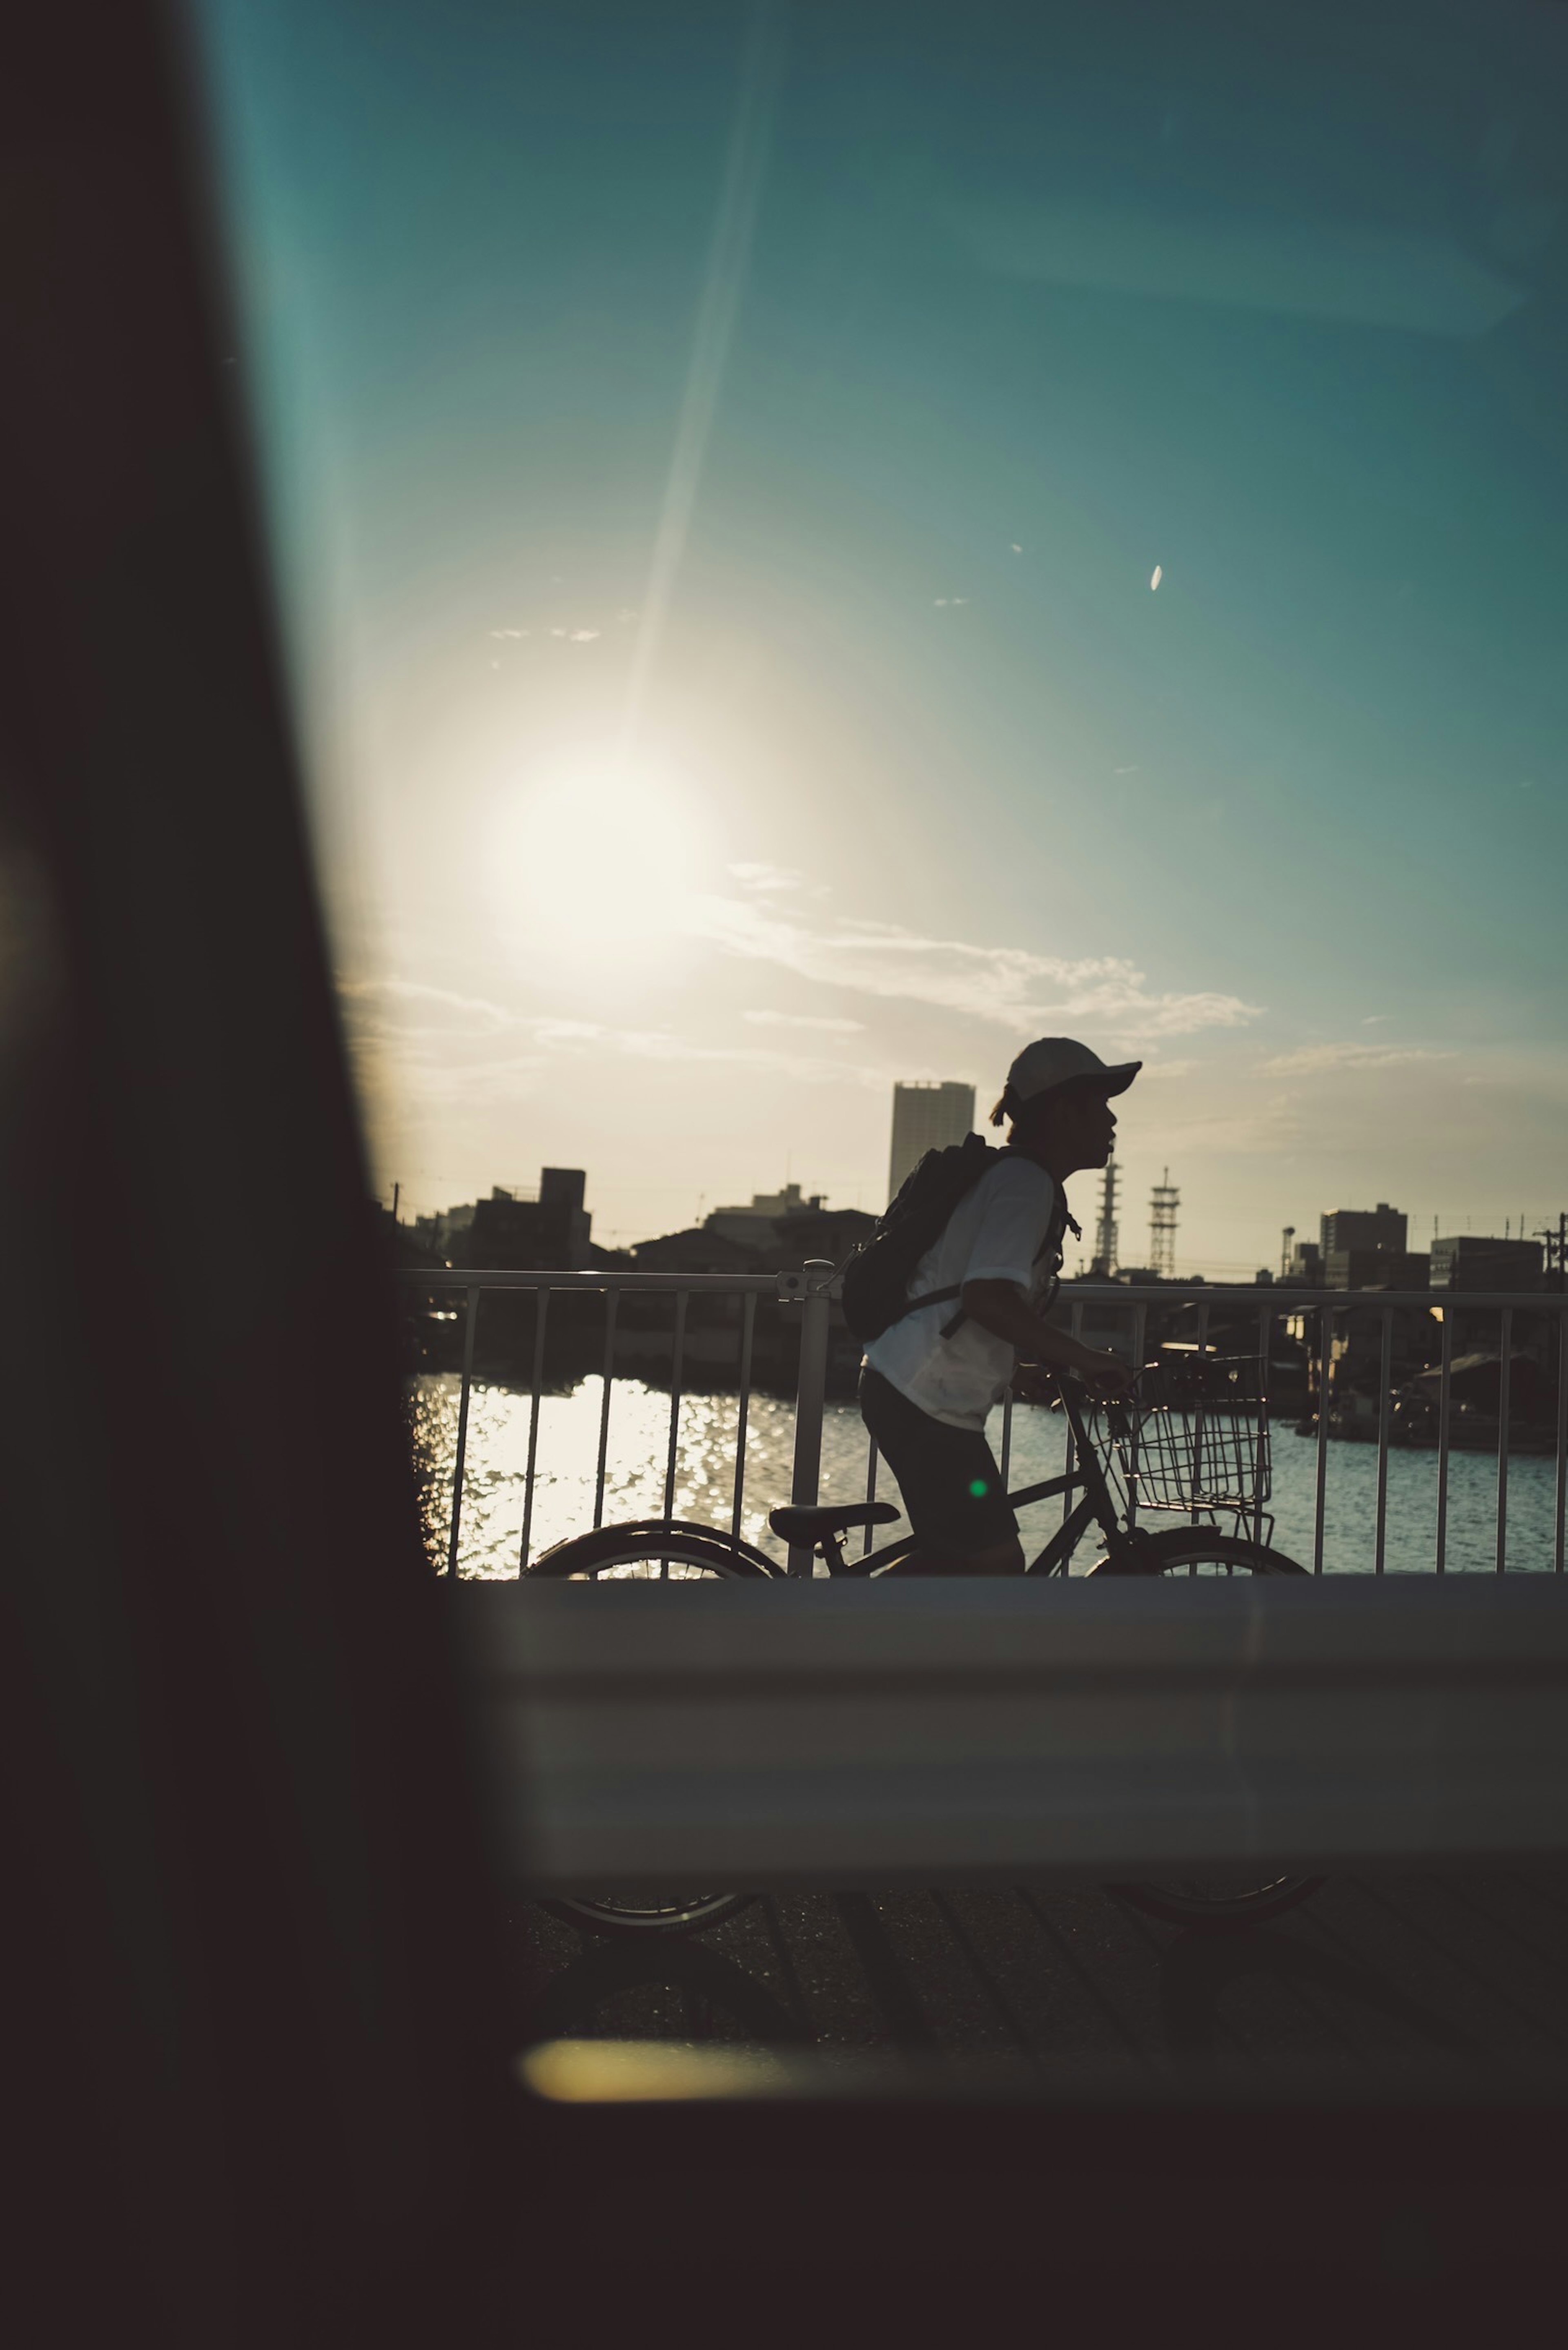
[{"left": 409, "top": 1375, "right": 1562, "bottom": 1579}]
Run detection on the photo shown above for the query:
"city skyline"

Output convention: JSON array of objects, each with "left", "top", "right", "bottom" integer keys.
[
  {"left": 201, "top": 0, "right": 1568, "bottom": 1274},
  {"left": 386, "top": 1147, "right": 1563, "bottom": 1282},
  {"left": 378, "top": 1141, "right": 1567, "bottom": 1271}
]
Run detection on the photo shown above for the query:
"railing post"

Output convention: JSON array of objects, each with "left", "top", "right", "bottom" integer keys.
[
  {"left": 786, "top": 1259, "right": 834, "bottom": 1576},
  {"left": 445, "top": 1283, "right": 481, "bottom": 1578},
  {"left": 1436, "top": 1308, "right": 1453, "bottom": 1573},
  {"left": 1065, "top": 1299, "right": 1084, "bottom": 1527},
  {"left": 1555, "top": 1307, "right": 1567, "bottom": 1577},
  {"left": 1496, "top": 1307, "right": 1512, "bottom": 1575},
  {"left": 1373, "top": 1307, "right": 1394, "bottom": 1575}
]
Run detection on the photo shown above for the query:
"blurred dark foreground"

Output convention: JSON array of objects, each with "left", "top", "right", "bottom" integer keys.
[{"left": 3, "top": 3, "right": 1565, "bottom": 2340}]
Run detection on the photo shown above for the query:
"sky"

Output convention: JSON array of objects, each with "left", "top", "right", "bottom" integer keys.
[{"left": 197, "top": 0, "right": 1568, "bottom": 1272}]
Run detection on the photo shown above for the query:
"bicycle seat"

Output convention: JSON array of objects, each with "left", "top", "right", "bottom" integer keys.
[{"left": 768, "top": 1501, "right": 902, "bottom": 1548}]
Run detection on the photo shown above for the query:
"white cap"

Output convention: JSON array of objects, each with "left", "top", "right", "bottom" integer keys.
[{"left": 1006, "top": 1037, "right": 1141, "bottom": 1103}]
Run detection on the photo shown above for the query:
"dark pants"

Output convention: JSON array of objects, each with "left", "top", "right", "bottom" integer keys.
[{"left": 859, "top": 1365, "right": 1018, "bottom": 1566}]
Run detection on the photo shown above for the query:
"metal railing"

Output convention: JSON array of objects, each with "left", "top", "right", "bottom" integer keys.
[
  {"left": 397, "top": 1267, "right": 1568, "bottom": 1580},
  {"left": 399, "top": 1263, "right": 830, "bottom": 1575}
]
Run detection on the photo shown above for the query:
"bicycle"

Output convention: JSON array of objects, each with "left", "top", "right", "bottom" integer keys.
[{"left": 525, "top": 1357, "right": 1319, "bottom": 1939}]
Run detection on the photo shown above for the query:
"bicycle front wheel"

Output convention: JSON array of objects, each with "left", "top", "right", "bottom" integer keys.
[
  {"left": 1086, "top": 1528, "right": 1308, "bottom": 1579},
  {"left": 1092, "top": 1526, "right": 1321, "bottom": 1928}
]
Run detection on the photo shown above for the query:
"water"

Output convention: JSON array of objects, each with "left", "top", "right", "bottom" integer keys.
[{"left": 410, "top": 1376, "right": 1564, "bottom": 1579}]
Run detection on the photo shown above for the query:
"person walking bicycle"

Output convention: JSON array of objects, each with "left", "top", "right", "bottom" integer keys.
[
  {"left": 856, "top": 1038, "right": 1138, "bottom": 1576},
  {"left": 524, "top": 1034, "right": 1317, "bottom": 1937}
]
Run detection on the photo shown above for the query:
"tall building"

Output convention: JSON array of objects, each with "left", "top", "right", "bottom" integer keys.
[{"left": 888, "top": 1080, "right": 976, "bottom": 1203}]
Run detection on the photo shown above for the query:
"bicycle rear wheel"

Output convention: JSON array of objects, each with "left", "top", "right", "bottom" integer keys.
[
  {"left": 1093, "top": 1526, "right": 1322, "bottom": 1928},
  {"left": 525, "top": 1522, "right": 769, "bottom": 1933},
  {"left": 525, "top": 1521, "right": 778, "bottom": 1582},
  {"left": 543, "top": 1891, "right": 757, "bottom": 1938}
]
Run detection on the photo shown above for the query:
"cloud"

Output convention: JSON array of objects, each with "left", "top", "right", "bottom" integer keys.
[
  {"left": 945, "top": 193, "right": 1526, "bottom": 338},
  {"left": 685, "top": 893, "right": 1262, "bottom": 1038},
  {"left": 1260, "top": 1042, "right": 1453, "bottom": 1076},
  {"left": 530, "top": 1018, "right": 603, "bottom": 1047},
  {"left": 1113, "top": 764, "right": 1139, "bottom": 776},
  {"left": 744, "top": 1009, "right": 865, "bottom": 1034},
  {"left": 568, "top": 628, "right": 600, "bottom": 642},
  {"left": 437, "top": 1016, "right": 889, "bottom": 1094},
  {"left": 1361, "top": 1013, "right": 1391, "bottom": 1025},
  {"left": 1150, "top": 1095, "right": 1305, "bottom": 1156},
  {"left": 728, "top": 860, "right": 808, "bottom": 895},
  {"left": 338, "top": 976, "right": 513, "bottom": 1031},
  {"left": 932, "top": 596, "right": 971, "bottom": 607},
  {"left": 488, "top": 627, "right": 528, "bottom": 639}
]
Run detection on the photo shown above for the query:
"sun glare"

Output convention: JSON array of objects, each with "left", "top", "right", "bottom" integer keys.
[{"left": 486, "top": 750, "right": 703, "bottom": 965}]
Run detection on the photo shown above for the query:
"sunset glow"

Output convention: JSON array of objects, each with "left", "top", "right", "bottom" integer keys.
[{"left": 201, "top": 0, "right": 1568, "bottom": 1261}]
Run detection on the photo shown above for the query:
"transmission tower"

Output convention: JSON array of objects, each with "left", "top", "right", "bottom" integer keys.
[
  {"left": 1535, "top": 1211, "right": 1568, "bottom": 1290},
  {"left": 1149, "top": 1167, "right": 1179, "bottom": 1280},
  {"left": 1093, "top": 1147, "right": 1120, "bottom": 1275}
]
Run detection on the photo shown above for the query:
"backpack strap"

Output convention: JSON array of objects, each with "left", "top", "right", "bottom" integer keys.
[
  {"left": 878, "top": 1282, "right": 963, "bottom": 1332},
  {"left": 936, "top": 1185, "right": 1078, "bottom": 1343}
]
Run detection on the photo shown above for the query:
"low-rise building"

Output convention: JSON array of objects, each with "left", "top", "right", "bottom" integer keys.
[
  {"left": 630, "top": 1226, "right": 771, "bottom": 1276},
  {"left": 1326, "top": 1248, "right": 1429, "bottom": 1291},
  {"left": 1321, "top": 1203, "right": 1407, "bottom": 1256},
  {"left": 426, "top": 1167, "right": 597, "bottom": 1271},
  {"left": 1430, "top": 1235, "right": 1544, "bottom": 1291},
  {"left": 704, "top": 1182, "right": 823, "bottom": 1247}
]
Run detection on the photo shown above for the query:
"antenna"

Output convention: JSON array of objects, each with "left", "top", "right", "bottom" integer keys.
[
  {"left": 1149, "top": 1167, "right": 1179, "bottom": 1281},
  {"left": 1093, "top": 1147, "right": 1120, "bottom": 1275}
]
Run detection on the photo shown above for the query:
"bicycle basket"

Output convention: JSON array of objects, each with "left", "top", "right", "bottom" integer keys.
[{"left": 1113, "top": 1355, "right": 1271, "bottom": 1513}]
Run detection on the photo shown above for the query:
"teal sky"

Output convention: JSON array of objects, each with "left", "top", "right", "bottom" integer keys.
[{"left": 199, "top": 0, "right": 1568, "bottom": 1269}]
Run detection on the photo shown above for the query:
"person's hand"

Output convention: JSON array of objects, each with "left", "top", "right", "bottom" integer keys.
[{"left": 1074, "top": 1349, "right": 1134, "bottom": 1399}]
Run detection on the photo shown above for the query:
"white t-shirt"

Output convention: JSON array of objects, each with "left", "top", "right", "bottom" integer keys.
[{"left": 862, "top": 1156, "right": 1062, "bottom": 1432}]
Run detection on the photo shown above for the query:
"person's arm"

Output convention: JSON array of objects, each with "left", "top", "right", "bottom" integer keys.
[{"left": 960, "top": 1279, "right": 1132, "bottom": 1395}]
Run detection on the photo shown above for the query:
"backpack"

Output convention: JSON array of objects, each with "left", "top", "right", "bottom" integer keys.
[{"left": 840, "top": 1134, "right": 1075, "bottom": 1344}]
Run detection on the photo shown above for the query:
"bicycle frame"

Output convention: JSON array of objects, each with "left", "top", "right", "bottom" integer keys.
[{"left": 836, "top": 1384, "right": 1138, "bottom": 1579}]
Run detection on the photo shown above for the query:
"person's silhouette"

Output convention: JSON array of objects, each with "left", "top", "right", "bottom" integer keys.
[{"left": 860, "top": 1038, "right": 1138, "bottom": 1574}]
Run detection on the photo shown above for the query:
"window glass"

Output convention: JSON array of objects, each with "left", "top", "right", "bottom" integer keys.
[{"left": 197, "top": 0, "right": 1568, "bottom": 1261}]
